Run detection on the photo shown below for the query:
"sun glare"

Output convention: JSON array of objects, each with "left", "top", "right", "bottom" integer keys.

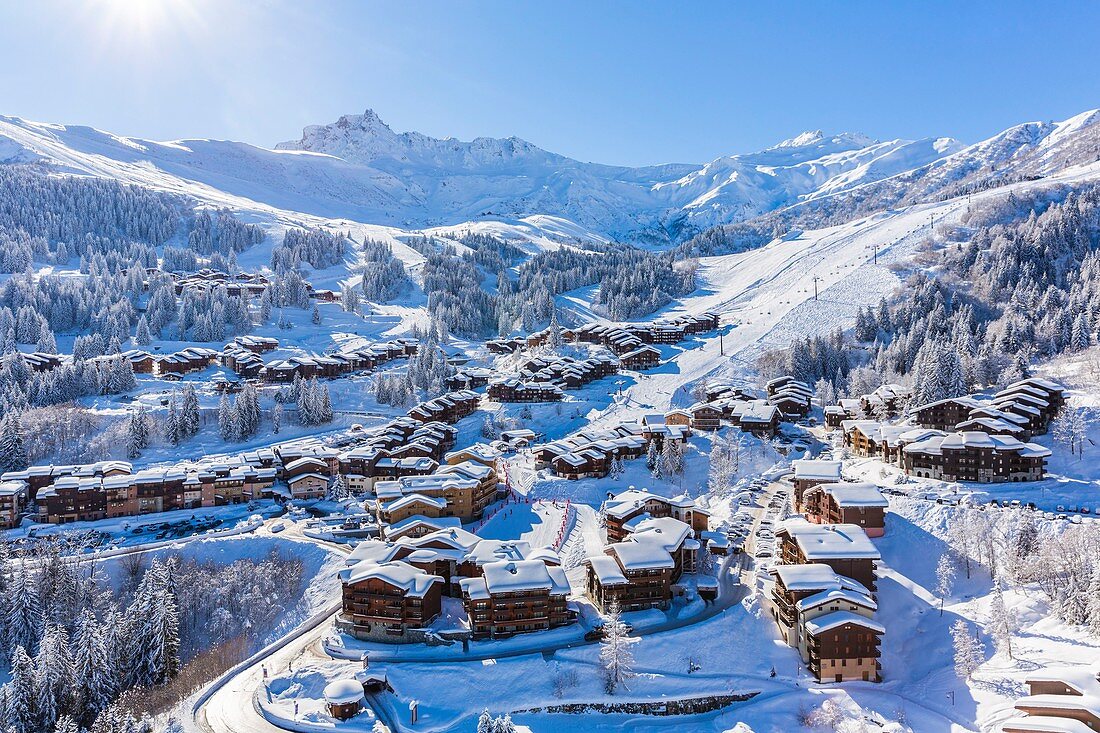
[{"left": 86, "top": 0, "right": 206, "bottom": 53}]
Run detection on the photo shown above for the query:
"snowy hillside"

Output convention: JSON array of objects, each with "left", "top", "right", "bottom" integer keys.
[{"left": 0, "top": 109, "right": 961, "bottom": 243}]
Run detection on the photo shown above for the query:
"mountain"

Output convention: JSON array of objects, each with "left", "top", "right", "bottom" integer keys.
[
  {"left": 2, "top": 107, "right": 1099, "bottom": 245},
  {"left": 274, "top": 110, "right": 964, "bottom": 238}
]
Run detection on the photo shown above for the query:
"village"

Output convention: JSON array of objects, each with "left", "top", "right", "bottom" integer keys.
[{"left": 1, "top": 293, "right": 1095, "bottom": 733}]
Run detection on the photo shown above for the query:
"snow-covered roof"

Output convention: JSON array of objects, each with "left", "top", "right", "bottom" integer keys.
[
  {"left": 777, "top": 518, "right": 880, "bottom": 560},
  {"left": 465, "top": 539, "right": 532, "bottom": 566},
  {"left": 608, "top": 540, "right": 676, "bottom": 571},
  {"left": 480, "top": 559, "right": 567, "bottom": 595},
  {"left": 380, "top": 493, "right": 444, "bottom": 510},
  {"left": 792, "top": 459, "right": 842, "bottom": 481},
  {"left": 323, "top": 679, "right": 365, "bottom": 705},
  {"left": 1000, "top": 716, "right": 1095, "bottom": 733},
  {"left": 772, "top": 563, "right": 845, "bottom": 592},
  {"left": 586, "top": 555, "right": 629, "bottom": 585},
  {"left": 796, "top": 587, "right": 877, "bottom": 612},
  {"left": 803, "top": 610, "right": 885, "bottom": 636},
  {"left": 628, "top": 516, "right": 692, "bottom": 552},
  {"left": 809, "top": 482, "right": 888, "bottom": 508},
  {"left": 909, "top": 395, "right": 983, "bottom": 413},
  {"left": 738, "top": 400, "right": 779, "bottom": 423},
  {"left": 342, "top": 560, "right": 442, "bottom": 597}
]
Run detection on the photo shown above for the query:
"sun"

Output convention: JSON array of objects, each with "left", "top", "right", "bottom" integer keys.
[{"left": 86, "top": 0, "right": 205, "bottom": 51}]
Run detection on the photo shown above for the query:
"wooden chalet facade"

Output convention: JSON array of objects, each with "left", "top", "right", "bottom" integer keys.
[
  {"left": 459, "top": 559, "right": 572, "bottom": 639},
  {"left": 776, "top": 518, "right": 880, "bottom": 595},
  {"left": 902, "top": 431, "right": 1051, "bottom": 483},
  {"left": 801, "top": 482, "right": 888, "bottom": 537},
  {"left": 337, "top": 561, "right": 444, "bottom": 643}
]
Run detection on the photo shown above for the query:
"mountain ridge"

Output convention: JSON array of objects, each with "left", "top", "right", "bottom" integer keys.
[{"left": 2, "top": 107, "right": 1099, "bottom": 245}]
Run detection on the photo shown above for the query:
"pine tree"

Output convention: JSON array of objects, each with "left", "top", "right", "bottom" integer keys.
[
  {"left": 271, "top": 402, "right": 282, "bottom": 434},
  {"left": 126, "top": 408, "right": 148, "bottom": 459},
  {"left": 328, "top": 473, "right": 348, "bottom": 501},
  {"left": 645, "top": 441, "right": 659, "bottom": 472},
  {"left": 661, "top": 439, "right": 683, "bottom": 477},
  {"left": 126, "top": 561, "right": 180, "bottom": 687},
  {"left": 180, "top": 384, "right": 200, "bottom": 438},
  {"left": 6, "top": 562, "right": 41, "bottom": 656},
  {"left": 316, "top": 382, "right": 333, "bottom": 423},
  {"left": 4, "top": 646, "right": 38, "bottom": 733},
  {"left": 72, "top": 609, "right": 111, "bottom": 725},
  {"left": 36, "top": 322, "right": 57, "bottom": 354},
  {"left": 599, "top": 600, "right": 637, "bottom": 694},
  {"left": 0, "top": 414, "right": 28, "bottom": 473},
  {"left": 53, "top": 715, "right": 80, "bottom": 733},
  {"left": 548, "top": 310, "right": 563, "bottom": 349},
  {"left": 218, "top": 393, "right": 237, "bottom": 442},
  {"left": 164, "top": 393, "right": 181, "bottom": 446},
  {"left": 477, "top": 710, "right": 494, "bottom": 733},
  {"left": 134, "top": 316, "right": 152, "bottom": 346},
  {"left": 35, "top": 624, "right": 74, "bottom": 729}
]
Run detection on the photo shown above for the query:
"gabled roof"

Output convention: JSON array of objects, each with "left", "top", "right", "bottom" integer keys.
[
  {"left": 777, "top": 518, "right": 880, "bottom": 560},
  {"left": 803, "top": 610, "right": 885, "bottom": 635}
]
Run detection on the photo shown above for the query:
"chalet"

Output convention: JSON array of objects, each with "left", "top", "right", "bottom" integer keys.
[
  {"left": 687, "top": 402, "right": 723, "bottom": 430},
  {"left": 908, "top": 396, "right": 984, "bottom": 431},
  {"left": 287, "top": 472, "right": 328, "bottom": 500},
  {"left": 444, "top": 443, "right": 500, "bottom": 468},
  {"left": 734, "top": 400, "right": 781, "bottom": 438},
  {"left": 0, "top": 481, "right": 28, "bottom": 529},
  {"left": 378, "top": 493, "right": 448, "bottom": 524},
  {"left": 765, "top": 376, "right": 799, "bottom": 395},
  {"left": 902, "top": 431, "right": 1051, "bottom": 483},
  {"left": 487, "top": 379, "right": 563, "bottom": 403},
  {"left": 955, "top": 416, "right": 1027, "bottom": 439},
  {"left": 459, "top": 559, "right": 572, "bottom": 639},
  {"left": 791, "top": 459, "right": 843, "bottom": 511},
  {"left": 444, "top": 367, "right": 494, "bottom": 391},
  {"left": 620, "top": 345, "right": 660, "bottom": 370},
  {"left": 663, "top": 409, "right": 692, "bottom": 430},
  {"left": 233, "top": 335, "right": 280, "bottom": 353},
  {"left": 602, "top": 489, "right": 710, "bottom": 543},
  {"left": 585, "top": 540, "right": 674, "bottom": 613},
  {"left": 337, "top": 560, "right": 443, "bottom": 643},
  {"left": 121, "top": 350, "right": 156, "bottom": 374},
  {"left": 154, "top": 347, "right": 219, "bottom": 377},
  {"left": 776, "top": 518, "right": 881, "bottom": 595},
  {"left": 860, "top": 383, "right": 910, "bottom": 417},
  {"left": 879, "top": 427, "right": 945, "bottom": 467},
  {"left": 824, "top": 405, "right": 849, "bottom": 428},
  {"left": 1001, "top": 666, "right": 1100, "bottom": 733},
  {"left": 769, "top": 564, "right": 882, "bottom": 683},
  {"left": 23, "top": 352, "right": 65, "bottom": 372},
  {"left": 383, "top": 515, "right": 462, "bottom": 541},
  {"left": 323, "top": 679, "right": 364, "bottom": 721},
  {"left": 769, "top": 383, "right": 813, "bottom": 418},
  {"left": 841, "top": 420, "right": 884, "bottom": 457},
  {"left": 550, "top": 451, "right": 609, "bottom": 480},
  {"left": 802, "top": 482, "right": 888, "bottom": 537}
]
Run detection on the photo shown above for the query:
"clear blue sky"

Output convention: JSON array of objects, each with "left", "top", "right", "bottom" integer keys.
[{"left": 1, "top": 0, "right": 1098, "bottom": 166}]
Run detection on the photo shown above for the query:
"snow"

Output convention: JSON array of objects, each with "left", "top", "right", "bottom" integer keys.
[
  {"left": 803, "top": 610, "right": 886, "bottom": 635},
  {"left": 322, "top": 678, "right": 365, "bottom": 705}
]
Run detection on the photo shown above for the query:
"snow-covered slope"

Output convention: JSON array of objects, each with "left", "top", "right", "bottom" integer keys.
[
  {"left": 780, "top": 109, "right": 1100, "bottom": 224},
  {"left": 275, "top": 110, "right": 964, "bottom": 238},
  {"left": 2, "top": 107, "right": 1099, "bottom": 251},
  {"left": 0, "top": 108, "right": 966, "bottom": 243}
]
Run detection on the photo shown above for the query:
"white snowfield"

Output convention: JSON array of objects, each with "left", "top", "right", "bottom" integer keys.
[{"left": 5, "top": 106, "right": 1099, "bottom": 246}]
